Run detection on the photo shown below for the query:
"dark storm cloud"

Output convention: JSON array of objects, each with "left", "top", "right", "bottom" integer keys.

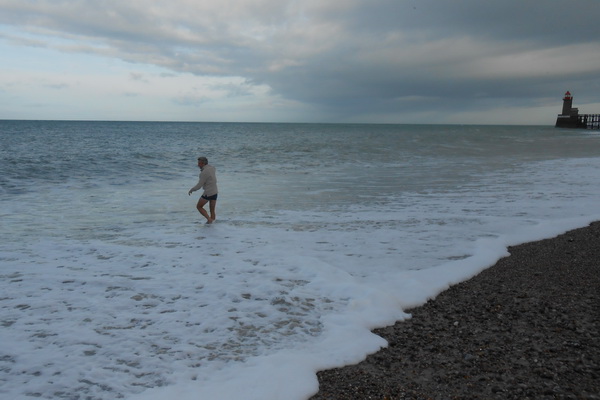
[{"left": 249, "top": 0, "right": 600, "bottom": 115}]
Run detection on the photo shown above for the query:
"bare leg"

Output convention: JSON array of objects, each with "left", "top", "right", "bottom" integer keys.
[
  {"left": 209, "top": 200, "right": 217, "bottom": 222},
  {"left": 196, "top": 198, "right": 213, "bottom": 223}
]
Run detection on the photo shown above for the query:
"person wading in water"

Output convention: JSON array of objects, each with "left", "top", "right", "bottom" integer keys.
[{"left": 188, "top": 156, "right": 218, "bottom": 224}]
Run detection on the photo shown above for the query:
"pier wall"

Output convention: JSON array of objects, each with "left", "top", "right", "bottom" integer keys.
[{"left": 556, "top": 113, "right": 600, "bottom": 129}]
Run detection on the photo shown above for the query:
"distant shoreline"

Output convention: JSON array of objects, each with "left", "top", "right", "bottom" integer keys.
[
  {"left": 311, "top": 222, "right": 600, "bottom": 399},
  {"left": 0, "top": 119, "right": 553, "bottom": 127}
]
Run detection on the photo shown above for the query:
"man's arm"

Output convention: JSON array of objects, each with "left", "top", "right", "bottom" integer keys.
[{"left": 188, "top": 173, "right": 206, "bottom": 195}]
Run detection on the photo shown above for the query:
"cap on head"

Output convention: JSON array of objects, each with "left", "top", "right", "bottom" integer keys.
[{"left": 197, "top": 157, "right": 208, "bottom": 164}]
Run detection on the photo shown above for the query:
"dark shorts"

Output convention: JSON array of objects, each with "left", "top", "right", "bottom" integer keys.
[{"left": 201, "top": 193, "right": 218, "bottom": 201}]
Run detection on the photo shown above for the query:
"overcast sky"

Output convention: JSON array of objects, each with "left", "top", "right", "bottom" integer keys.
[{"left": 1, "top": 0, "right": 599, "bottom": 124}]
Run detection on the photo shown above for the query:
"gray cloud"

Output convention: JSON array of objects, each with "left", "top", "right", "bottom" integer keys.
[
  {"left": 43, "top": 82, "right": 69, "bottom": 90},
  {"left": 172, "top": 94, "right": 210, "bottom": 107},
  {"left": 1, "top": 0, "right": 599, "bottom": 122}
]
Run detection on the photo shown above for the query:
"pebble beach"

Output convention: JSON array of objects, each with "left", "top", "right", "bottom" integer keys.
[{"left": 311, "top": 222, "right": 600, "bottom": 400}]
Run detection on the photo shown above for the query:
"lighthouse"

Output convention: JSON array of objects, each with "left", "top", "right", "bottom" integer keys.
[
  {"left": 561, "top": 91, "right": 574, "bottom": 116},
  {"left": 555, "top": 91, "right": 587, "bottom": 128}
]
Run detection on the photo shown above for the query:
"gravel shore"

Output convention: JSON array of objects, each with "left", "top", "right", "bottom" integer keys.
[{"left": 311, "top": 222, "right": 600, "bottom": 400}]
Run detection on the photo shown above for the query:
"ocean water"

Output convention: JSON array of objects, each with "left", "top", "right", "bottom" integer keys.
[{"left": 1, "top": 121, "right": 600, "bottom": 399}]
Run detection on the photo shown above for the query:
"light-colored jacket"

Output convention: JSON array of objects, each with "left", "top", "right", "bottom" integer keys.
[{"left": 189, "top": 164, "right": 218, "bottom": 196}]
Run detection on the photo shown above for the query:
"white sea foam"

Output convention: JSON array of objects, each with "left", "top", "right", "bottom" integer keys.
[{"left": 2, "top": 122, "right": 600, "bottom": 399}]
